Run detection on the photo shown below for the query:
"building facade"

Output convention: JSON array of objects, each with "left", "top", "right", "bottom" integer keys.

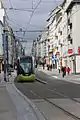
[
  {"left": 32, "top": 0, "right": 80, "bottom": 73},
  {"left": 0, "top": 0, "right": 24, "bottom": 72},
  {"left": 32, "top": 29, "right": 48, "bottom": 64},
  {"left": 46, "top": 0, "right": 80, "bottom": 73},
  {"left": 61, "top": 0, "right": 80, "bottom": 74}
]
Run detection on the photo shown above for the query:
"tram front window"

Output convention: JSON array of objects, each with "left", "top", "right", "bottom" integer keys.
[{"left": 20, "top": 59, "right": 32, "bottom": 74}]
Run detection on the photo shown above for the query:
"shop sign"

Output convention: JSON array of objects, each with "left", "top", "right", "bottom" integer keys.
[
  {"left": 68, "top": 49, "right": 73, "bottom": 54},
  {"left": 78, "top": 47, "right": 80, "bottom": 54}
]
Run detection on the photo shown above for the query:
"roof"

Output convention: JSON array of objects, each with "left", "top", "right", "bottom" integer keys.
[
  {"left": 47, "top": 3, "right": 63, "bottom": 22},
  {"left": 66, "top": 0, "right": 80, "bottom": 12},
  {"left": 61, "top": 0, "right": 67, "bottom": 7}
]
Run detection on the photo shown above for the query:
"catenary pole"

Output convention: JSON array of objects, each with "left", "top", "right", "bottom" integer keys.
[{"left": 2, "top": 16, "right": 7, "bottom": 82}]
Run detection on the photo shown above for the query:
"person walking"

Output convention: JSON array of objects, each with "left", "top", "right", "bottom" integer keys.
[
  {"left": 58, "top": 66, "right": 60, "bottom": 73},
  {"left": 67, "top": 67, "right": 70, "bottom": 75},
  {"left": 62, "top": 66, "right": 64, "bottom": 78},
  {"left": 47, "top": 64, "right": 49, "bottom": 70},
  {"left": 42, "top": 62, "right": 45, "bottom": 69},
  {"left": 61, "top": 66, "right": 66, "bottom": 78},
  {"left": 50, "top": 64, "right": 52, "bottom": 71}
]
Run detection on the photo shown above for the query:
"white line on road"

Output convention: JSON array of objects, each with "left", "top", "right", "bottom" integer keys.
[
  {"left": 35, "top": 77, "right": 48, "bottom": 84},
  {"left": 52, "top": 76, "right": 59, "bottom": 79},
  {"left": 30, "top": 90, "right": 38, "bottom": 97}
]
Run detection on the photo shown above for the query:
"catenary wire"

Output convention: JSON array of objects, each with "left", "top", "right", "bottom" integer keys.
[
  {"left": 23, "top": 0, "right": 42, "bottom": 37},
  {"left": 3, "top": 0, "right": 80, "bottom": 43},
  {"left": 8, "top": 0, "right": 13, "bottom": 8}
]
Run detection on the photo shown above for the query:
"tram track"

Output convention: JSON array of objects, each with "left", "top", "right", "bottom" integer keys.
[
  {"left": 47, "top": 88, "right": 80, "bottom": 104},
  {"left": 29, "top": 88, "right": 80, "bottom": 120},
  {"left": 44, "top": 98, "right": 80, "bottom": 120},
  {"left": 15, "top": 76, "right": 80, "bottom": 120}
]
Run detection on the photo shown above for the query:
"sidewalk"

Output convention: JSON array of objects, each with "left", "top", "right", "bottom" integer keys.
[
  {"left": 0, "top": 71, "right": 45, "bottom": 120},
  {"left": 0, "top": 85, "right": 17, "bottom": 120},
  {"left": 0, "top": 71, "right": 18, "bottom": 120},
  {"left": 0, "top": 70, "right": 17, "bottom": 84},
  {"left": 37, "top": 67, "right": 80, "bottom": 84}
]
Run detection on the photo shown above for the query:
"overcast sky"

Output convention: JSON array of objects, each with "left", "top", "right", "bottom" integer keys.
[{"left": 3, "top": 0, "right": 63, "bottom": 55}]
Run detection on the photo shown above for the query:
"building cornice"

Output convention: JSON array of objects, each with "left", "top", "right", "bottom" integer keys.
[{"left": 66, "top": 0, "right": 80, "bottom": 12}]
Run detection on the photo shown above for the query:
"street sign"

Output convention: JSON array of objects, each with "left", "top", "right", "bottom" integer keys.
[
  {"left": 68, "top": 49, "right": 73, "bottom": 54},
  {"left": 78, "top": 47, "right": 80, "bottom": 54}
]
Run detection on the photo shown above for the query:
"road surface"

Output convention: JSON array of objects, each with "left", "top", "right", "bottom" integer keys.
[{"left": 15, "top": 69, "right": 80, "bottom": 120}]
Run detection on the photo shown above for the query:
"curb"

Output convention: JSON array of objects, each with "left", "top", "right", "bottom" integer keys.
[
  {"left": 52, "top": 76, "right": 80, "bottom": 84},
  {"left": 12, "top": 83, "right": 45, "bottom": 120}
]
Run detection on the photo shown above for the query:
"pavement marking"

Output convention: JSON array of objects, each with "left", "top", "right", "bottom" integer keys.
[
  {"left": 35, "top": 77, "right": 48, "bottom": 84},
  {"left": 30, "top": 90, "right": 38, "bottom": 97},
  {"left": 52, "top": 76, "right": 59, "bottom": 79},
  {"left": 47, "top": 88, "right": 68, "bottom": 98}
]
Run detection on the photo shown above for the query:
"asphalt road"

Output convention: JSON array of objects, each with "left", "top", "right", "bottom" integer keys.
[
  {"left": 35, "top": 70, "right": 80, "bottom": 98},
  {"left": 15, "top": 70, "right": 80, "bottom": 120}
]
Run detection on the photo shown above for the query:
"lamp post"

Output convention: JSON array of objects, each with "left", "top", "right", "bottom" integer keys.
[
  {"left": 59, "top": 43, "right": 63, "bottom": 69},
  {"left": 3, "top": 16, "right": 7, "bottom": 82}
]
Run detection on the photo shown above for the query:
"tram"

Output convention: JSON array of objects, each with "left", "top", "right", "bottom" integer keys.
[{"left": 17, "top": 56, "right": 35, "bottom": 82}]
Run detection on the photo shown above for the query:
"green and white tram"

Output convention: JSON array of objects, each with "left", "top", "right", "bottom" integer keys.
[{"left": 17, "top": 56, "right": 35, "bottom": 82}]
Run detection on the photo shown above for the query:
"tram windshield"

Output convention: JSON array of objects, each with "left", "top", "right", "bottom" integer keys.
[{"left": 20, "top": 57, "right": 32, "bottom": 74}]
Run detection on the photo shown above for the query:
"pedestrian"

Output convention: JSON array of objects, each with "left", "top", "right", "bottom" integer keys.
[
  {"left": 42, "top": 63, "right": 45, "bottom": 69},
  {"left": 58, "top": 66, "right": 60, "bottom": 73},
  {"left": 67, "top": 67, "right": 70, "bottom": 75},
  {"left": 42, "top": 57, "right": 46, "bottom": 69},
  {"left": 64, "top": 66, "right": 66, "bottom": 76},
  {"left": 61, "top": 66, "right": 66, "bottom": 78},
  {"left": 36, "top": 60, "right": 38, "bottom": 68},
  {"left": 61, "top": 66, "right": 64, "bottom": 78},
  {"left": 47, "top": 64, "right": 49, "bottom": 70},
  {"left": 50, "top": 64, "right": 52, "bottom": 71}
]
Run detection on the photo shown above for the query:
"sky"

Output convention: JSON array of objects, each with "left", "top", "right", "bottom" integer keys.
[{"left": 3, "top": 0, "right": 63, "bottom": 55}]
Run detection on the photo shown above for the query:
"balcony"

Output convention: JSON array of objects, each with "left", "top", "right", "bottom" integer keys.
[
  {"left": 69, "top": 39, "right": 73, "bottom": 44},
  {"left": 55, "top": 33, "right": 58, "bottom": 39},
  {"left": 68, "top": 18, "right": 72, "bottom": 27},
  {"left": 69, "top": 23, "right": 72, "bottom": 29},
  {"left": 68, "top": 34, "right": 73, "bottom": 44},
  {"left": 58, "top": 29, "right": 62, "bottom": 35}
]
